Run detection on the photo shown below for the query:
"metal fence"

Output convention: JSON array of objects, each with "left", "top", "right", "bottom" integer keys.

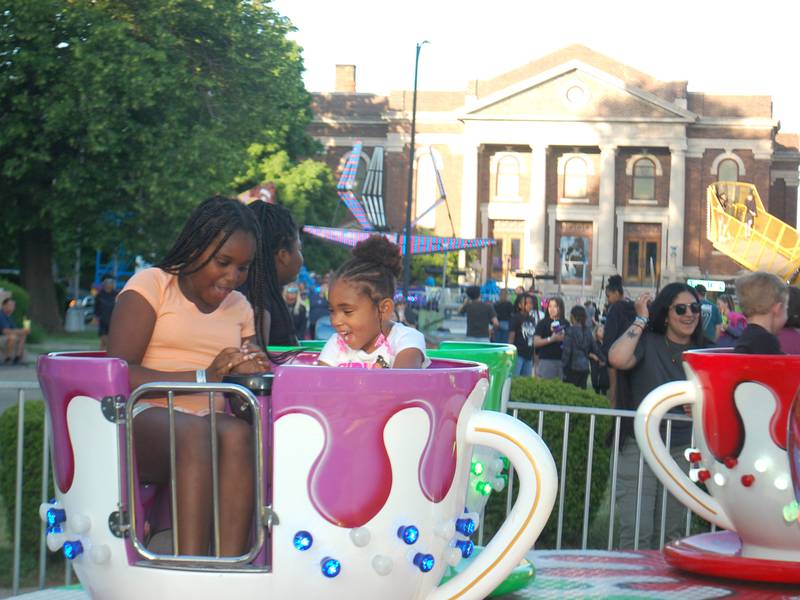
[
  {"left": 494, "top": 401, "right": 711, "bottom": 551},
  {"left": 2, "top": 380, "right": 711, "bottom": 596}
]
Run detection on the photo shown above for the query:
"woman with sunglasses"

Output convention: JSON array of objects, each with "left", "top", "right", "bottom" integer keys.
[{"left": 608, "top": 282, "right": 707, "bottom": 550}]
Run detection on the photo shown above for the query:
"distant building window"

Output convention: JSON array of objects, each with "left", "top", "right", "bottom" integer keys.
[
  {"left": 496, "top": 155, "right": 520, "bottom": 198},
  {"left": 564, "top": 157, "right": 588, "bottom": 198},
  {"left": 718, "top": 158, "right": 739, "bottom": 182},
  {"left": 632, "top": 158, "right": 656, "bottom": 200}
]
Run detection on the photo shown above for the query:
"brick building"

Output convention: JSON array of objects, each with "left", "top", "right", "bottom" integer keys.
[{"left": 309, "top": 45, "right": 800, "bottom": 292}]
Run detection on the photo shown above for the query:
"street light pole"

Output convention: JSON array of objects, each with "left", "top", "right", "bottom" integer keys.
[{"left": 402, "top": 40, "right": 429, "bottom": 298}]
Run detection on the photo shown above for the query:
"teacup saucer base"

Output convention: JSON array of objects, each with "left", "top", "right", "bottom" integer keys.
[{"left": 664, "top": 530, "right": 800, "bottom": 583}]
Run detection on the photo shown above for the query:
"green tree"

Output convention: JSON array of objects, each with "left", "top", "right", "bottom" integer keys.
[
  {"left": 1, "top": 0, "right": 313, "bottom": 330},
  {"left": 240, "top": 149, "right": 349, "bottom": 274}
]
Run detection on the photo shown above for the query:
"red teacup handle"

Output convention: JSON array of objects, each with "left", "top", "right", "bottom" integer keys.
[
  {"left": 634, "top": 380, "right": 735, "bottom": 532},
  {"left": 428, "top": 411, "right": 557, "bottom": 600}
]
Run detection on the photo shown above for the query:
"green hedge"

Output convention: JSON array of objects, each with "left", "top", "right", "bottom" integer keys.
[
  {"left": 0, "top": 402, "right": 54, "bottom": 568},
  {"left": 482, "top": 377, "right": 612, "bottom": 548}
]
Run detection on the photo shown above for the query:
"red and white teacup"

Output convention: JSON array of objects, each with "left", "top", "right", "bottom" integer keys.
[{"left": 635, "top": 349, "right": 800, "bottom": 561}]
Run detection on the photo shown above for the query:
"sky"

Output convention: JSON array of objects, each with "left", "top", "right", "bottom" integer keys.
[{"left": 271, "top": 0, "right": 800, "bottom": 132}]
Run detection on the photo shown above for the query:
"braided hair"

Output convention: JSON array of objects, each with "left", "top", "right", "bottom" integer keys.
[
  {"left": 247, "top": 201, "right": 300, "bottom": 346},
  {"left": 156, "top": 195, "right": 267, "bottom": 346},
  {"left": 334, "top": 235, "right": 403, "bottom": 306}
]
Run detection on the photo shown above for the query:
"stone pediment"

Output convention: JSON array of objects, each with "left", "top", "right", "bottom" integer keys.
[{"left": 462, "top": 60, "right": 696, "bottom": 123}]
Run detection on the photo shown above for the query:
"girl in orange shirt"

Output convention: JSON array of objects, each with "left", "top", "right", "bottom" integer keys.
[{"left": 109, "top": 196, "right": 268, "bottom": 557}]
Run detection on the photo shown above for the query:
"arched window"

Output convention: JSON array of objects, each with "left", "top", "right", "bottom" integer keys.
[
  {"left": 564, "top": 157, "right": 588, "bottom": 198},
  {"left": 718, "top": 158, "right": 739, "bottom": 182},
  {"left": 415, "top": 155, "right": 437, "bottom": 229},
  {"left": 632, "top": 158, "right": 656, "bottom": 200},
  {"left": 496, "top": 155, "right": 520, "bottom": 198}
]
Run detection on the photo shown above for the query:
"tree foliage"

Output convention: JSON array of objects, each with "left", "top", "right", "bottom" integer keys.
[
  {"left": 239, "top": 148, "right": 350, "bottom": 274},
  {"left": 0, "top": 0, "right": 318, "bottom": 327}
]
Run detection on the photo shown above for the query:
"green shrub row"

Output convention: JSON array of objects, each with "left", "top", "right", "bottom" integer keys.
[
  {"left": 482, "top": 376, "right": 613, "bottom": 549},
  {"left": 0, "top": 402, "right": 55, "bottom": 571}
]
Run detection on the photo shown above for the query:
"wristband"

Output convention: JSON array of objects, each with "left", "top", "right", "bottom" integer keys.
[
  {"left": 195, "top": 369, "right": 207, "bottom": 383},
  {"left": 633, "top": 316, "right": 648, "bottom": 328}
]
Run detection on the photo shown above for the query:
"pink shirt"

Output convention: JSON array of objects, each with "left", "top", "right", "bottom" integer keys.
[
  {"left": 121, "top": 268, "right": 255, "bottom": 413},
  {"left": 778, "top": 327, "right": 800, "bottom": 355}
]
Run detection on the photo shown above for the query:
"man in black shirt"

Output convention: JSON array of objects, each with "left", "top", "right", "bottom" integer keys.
[
  {"left": 459, "top": 285, "right": 499, "bottom": 341},
  {"left": 733, "top": 271, "right": 787, "bottom": 355},
  {"left": 94, "top": 276, "right": 118, "bottom": 351},
  {"left": 493, "top": 289, "right": 514, "bottom": 343}
]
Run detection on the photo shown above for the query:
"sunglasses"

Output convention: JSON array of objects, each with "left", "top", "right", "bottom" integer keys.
[{"left": 671, "top": 302, "right": 701, "bottom": 316}]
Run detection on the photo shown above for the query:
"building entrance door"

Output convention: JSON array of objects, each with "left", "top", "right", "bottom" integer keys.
[{"left": 623, "top": 223, "right": 661, "bottom": 287}]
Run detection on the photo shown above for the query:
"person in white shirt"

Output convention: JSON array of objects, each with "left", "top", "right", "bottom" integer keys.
[{"left": 318, "top": 236, "right": 430, "bottom": 369}]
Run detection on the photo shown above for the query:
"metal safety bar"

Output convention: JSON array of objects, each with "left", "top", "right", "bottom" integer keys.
[{"left": 124, "top": 382, "right": 267, "bottom": 568}]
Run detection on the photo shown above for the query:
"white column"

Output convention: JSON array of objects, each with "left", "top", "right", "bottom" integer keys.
[
  {"left": 459, "top": 141, "right": 479, "bottom": 238},
  {"left": 596, "top": 145, "right": 617, "bottom": 275},
  {"left": 668, "top": 147, "right": 686, "bottom": 275},
  {"left": 527, "top": 145, "right": 548, "bottom": 273}
]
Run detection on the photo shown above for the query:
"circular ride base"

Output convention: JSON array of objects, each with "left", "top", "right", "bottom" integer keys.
[
  {"left": 440, "top": 546, "right": 535, "bottom": 597},
  {"left": 664, "top": 530, "right": 800, "bottom": 584}
]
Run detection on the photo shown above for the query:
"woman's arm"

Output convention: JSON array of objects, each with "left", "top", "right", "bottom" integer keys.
[
  {"left": 533, "top": 330, "right": 564, "bottom": 348},
  {"left": 107, "top": 291, "right": 257, "bottom": 388},
  {"left": 608, "top": 293, "right": 650, "bottom": 371}
]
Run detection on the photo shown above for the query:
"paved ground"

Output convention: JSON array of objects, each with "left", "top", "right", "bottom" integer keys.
[{"left": 0, "top": 338, "right": 99, "bottom": 414}]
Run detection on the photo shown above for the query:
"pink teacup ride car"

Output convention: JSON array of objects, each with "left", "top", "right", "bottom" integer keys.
[{"left": 37, "top": 352, "right": 557, "bottom": 600}]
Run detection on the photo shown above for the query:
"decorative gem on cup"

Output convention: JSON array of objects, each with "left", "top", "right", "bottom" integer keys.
[
  {"left": 320, "top": 557, "right": 341, "bottom": 578},
  {"left": 412, "top": 553, "right": 435, "bottom": 573},
  {"left": 397, "top": 525, "right": 419, "bottom": 545},
  {"left": 293, "top": 531, "right": 313, "bottom": 551}
]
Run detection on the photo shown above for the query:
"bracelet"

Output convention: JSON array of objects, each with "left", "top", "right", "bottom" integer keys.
[{"left": 195, "top": 369, "right": 207, "bottom": 383}]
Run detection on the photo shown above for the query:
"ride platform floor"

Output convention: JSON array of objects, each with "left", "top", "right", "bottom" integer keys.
[{"left": 14, "top": 549, "right": 800, "bottom": 599}]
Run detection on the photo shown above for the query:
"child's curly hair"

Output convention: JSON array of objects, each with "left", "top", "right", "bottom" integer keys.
[{"left": 333, "top": 235, "right": 403, "bottom": 303}]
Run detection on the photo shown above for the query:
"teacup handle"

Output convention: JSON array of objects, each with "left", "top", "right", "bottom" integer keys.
[
  {"left": 634, "top": 380, "right": 734, "bottom": 531},
  {"left": 428, "top": 410, "right": 557, "bottom": 600}
]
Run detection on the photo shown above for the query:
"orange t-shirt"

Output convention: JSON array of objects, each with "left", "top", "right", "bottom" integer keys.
[{"left": 120, "top": 268, "right": 255, "bottom": 414}]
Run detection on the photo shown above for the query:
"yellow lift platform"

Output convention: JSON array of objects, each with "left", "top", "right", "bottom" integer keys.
[{"left": 706, "top": 181, "right": 800, "bottom": 284}]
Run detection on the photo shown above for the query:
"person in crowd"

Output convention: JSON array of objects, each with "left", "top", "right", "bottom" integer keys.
[
  {"left": 318, "top": 236, "right": 429, "bottom": 369},
  {"left": 0, "top": 297, "right": 27, "bottom": 364},
  {"left": 778, "top": 286, "right": 800, "bottom": 354},
  {"left": 715, "top": 293, "right": 746, "bottom": 348},
  {"left": 609, "top": 283, "right": 707, "bottom": 549},
  {"left": 493, "top": 289, "right": 514, "bottom": 343},
  {"left": 533, "top": 296, "right": 567, "bottom": 379},
  {"left": 583, "top": 300, "right": 599, "bottom": 326},
  {"left": 744, "top": 191, "right": 757, "bottom": 238},
  {"left": 94, "top": 275, "right": 118, "bottom": 350},
  {"left": 561, "top": 304, "right": 593, "bottom": 388},
  {"left": 601, "top": 275, "right": 636, "bottom": 408},
  {"left": 734, "top": 271, "right": 788, "bottom": 355},
  {"left": 508, "top": 294, "right": 537, "bottom": 376},
  {"left": 283, "top": 283, "right": 308, "bottom": 341},
  {"left": 108, "top": 196, "right": 269, "bottom": 557},
  {"left": 459, "top": 285, "right": 499, "bottom": 342},
  {"left": 308, "top": 275, "right": 329, "bottom": 340},
  {"left": 394, "top": 298, "right": 419, "bottom": 329},
  {"left": 247, "top": 200, "right": 303, "bottom": 346},
  {"left": 589, "top": 324, "right": 610, "bottom": 396},
  {"left": 693, "top": 284, "right": 722, "bottom": 344}
]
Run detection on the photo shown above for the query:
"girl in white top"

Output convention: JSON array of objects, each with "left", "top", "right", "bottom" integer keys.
[{"left": 318, "top": 236, "right": 430, "bottom": 369}]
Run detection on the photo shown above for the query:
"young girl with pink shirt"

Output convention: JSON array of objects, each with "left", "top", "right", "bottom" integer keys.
[{"left": 318, "top": 236, "right": 429, "bottom": 369}]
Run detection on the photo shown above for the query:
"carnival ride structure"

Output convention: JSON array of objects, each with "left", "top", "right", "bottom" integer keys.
[
  {"left": 36, "top": 351, "right": 557, "bottom": 600},
  {"left": 303, "top": 141, "right": 496, "bottom": 256},
  {"left": 706, "top": 181, "right": 800, "bottom": 283}
]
